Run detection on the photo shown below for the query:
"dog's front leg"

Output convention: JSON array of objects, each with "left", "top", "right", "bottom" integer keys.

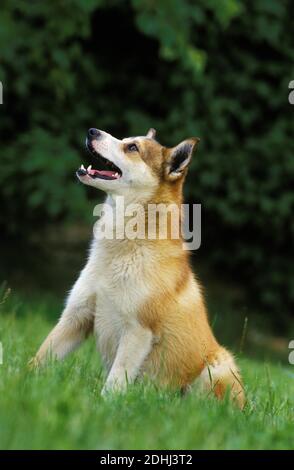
[
  {"left": 30, "top": 262, "right": 96, "bottom": 367},
  {"left": 101, "top": 323, "right": 153, "bottom": 395}
]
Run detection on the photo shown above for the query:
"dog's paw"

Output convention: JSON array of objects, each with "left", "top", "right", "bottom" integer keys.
[{"left": 101, "top": 380, "right": 127, "bottom": 398}]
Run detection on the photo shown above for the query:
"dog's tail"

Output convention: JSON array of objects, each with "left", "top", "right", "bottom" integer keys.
[{"left": 199, "top": 347, "right": 245, "bottom": 409}]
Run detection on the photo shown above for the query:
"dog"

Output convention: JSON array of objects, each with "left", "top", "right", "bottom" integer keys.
[{"left": 32, "top": 127, "right": 245, "bottom": 407}]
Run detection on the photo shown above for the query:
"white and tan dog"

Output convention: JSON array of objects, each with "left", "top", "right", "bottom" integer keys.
[{"left": 32, "top": 127, "right": 245, "bottom": 407}]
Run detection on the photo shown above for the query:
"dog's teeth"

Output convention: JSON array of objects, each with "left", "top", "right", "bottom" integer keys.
[
  {"left": 81, "top": 164, "right": 85, "bottom": 170},
  {"left": 114, "top": 173, "right": 119, "bottom": 177},
  {"left": 87, "top": 165, "right": 92, "bottom": 172}
]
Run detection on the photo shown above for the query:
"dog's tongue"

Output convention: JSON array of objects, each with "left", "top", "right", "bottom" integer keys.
[{"left": 88, "top": 169, "right": 116, "bottom": 177}]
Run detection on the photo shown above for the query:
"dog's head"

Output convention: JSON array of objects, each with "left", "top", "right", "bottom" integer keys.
[{"left": 77, "top": 128, "right": 200, "bottom": 200}]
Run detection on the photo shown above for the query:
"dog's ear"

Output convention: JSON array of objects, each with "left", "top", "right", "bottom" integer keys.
[
  {"left": 146, "top": 128, "right": 156, "bottom": 139},
  {"left": 165, "top": 138, "right": 200, "bottom": 181}
]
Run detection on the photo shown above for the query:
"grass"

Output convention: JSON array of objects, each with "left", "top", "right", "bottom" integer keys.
[{"left": 0, "top": 291, "right": 293, "bottom": 450}]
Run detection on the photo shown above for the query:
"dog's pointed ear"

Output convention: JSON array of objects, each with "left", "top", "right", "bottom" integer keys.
[
  {"left": 146, "top": 128, "right": 156, "bottom": 139},
  {"left": 165, "top": 137, "right": 200, "bottom": 181}
]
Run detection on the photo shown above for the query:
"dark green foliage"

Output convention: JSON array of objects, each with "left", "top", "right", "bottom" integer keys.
[{"left": 0, "top": 0, "right": 293, "bottom": 318}]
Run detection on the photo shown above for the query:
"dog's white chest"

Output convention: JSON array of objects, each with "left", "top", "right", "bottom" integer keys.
[{"left": 91, "top": 239, "right": 153, "bottom": 367}]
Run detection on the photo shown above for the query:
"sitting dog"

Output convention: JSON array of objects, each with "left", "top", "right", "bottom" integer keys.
[{"left": 32, "top": 127, "right": 245, "bottom": 408}]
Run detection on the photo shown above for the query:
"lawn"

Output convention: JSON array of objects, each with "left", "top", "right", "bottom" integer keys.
[{"left": 0, "top": 291, "right": 293, "bottom": 450}]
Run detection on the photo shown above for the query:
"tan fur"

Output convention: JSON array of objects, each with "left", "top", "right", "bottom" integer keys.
[
  {"left": 121, "top": 136, "right": 244, "bottom": 405},
  {"left": 32, "top": 129, "right": 245, "bottom": 408}
]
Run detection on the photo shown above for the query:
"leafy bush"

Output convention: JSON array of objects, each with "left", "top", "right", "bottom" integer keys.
[{"left": 0, "top": 0, "right": 293, "bottom": 319}]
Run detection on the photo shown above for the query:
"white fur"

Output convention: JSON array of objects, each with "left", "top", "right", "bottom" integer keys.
[
  {"left": 91, "top": 234, "right": 156, "bottom": 371},
  {"left": 34, "top": 207, "right": 156, "bottom": 393},
  {"left": 198, "top": 353, "right": 236, "bottom": 391},
  {"left": 101, "top": 323, "right": 153, "bottom": 395}
]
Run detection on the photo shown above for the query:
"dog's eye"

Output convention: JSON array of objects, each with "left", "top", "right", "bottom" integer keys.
[{"left": 127, "top": 143, "right": 139, "bottom": 152}]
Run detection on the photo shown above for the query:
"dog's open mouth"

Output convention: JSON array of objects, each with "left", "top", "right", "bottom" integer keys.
[{"left": 77, "top": 141, "right": 122, "bottom": 180}]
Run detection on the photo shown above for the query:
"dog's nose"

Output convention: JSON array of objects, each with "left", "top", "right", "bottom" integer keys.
[{"left": 88, "top": 128, "right": 101, "bottom": 139}]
